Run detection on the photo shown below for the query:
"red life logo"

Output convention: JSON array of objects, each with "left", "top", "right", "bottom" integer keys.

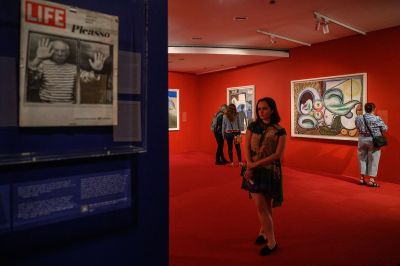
[{"left": 25, "top": 0, "right": 66, "bottom": 28}]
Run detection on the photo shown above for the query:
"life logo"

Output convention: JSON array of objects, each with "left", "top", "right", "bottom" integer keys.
[{"left": 25, "top": 0, "right": 66, "bottom": 28}]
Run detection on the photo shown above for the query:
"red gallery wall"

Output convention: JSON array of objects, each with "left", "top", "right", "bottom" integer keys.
[
  {"left": 169, "top": 26, "right": 400, "bottom": 183},
  {"left": 168, "top": 72, "right": 200, "bottom": 154}
]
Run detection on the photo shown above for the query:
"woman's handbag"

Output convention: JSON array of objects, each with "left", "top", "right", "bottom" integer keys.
[
  {"left": 233, "top": 134, "right": 242, "bottom": 144},
  {"left": 372, "top": 136, "right": 387, "bottom": 148},
  {"left": 363, "top": 115, "right": 388, "bottom": 148},
  {"left": 229, "top": 116, "right": 242, "bottom": 145}
]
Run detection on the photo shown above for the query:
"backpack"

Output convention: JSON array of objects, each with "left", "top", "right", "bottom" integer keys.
[{"left": 210, "top": 111, "right": 223, "bottom": 132}]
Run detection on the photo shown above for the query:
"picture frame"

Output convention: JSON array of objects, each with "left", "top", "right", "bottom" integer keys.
[
  {"left": 168, "top": 89, "right": 179, "bottom": 131},
  {"left": 291, "top": 73, "right": 367, "bottom": 141},
  {"left": 19, "top": 0, "right": 118, "bottom": 127},
  {"left": 227, "top": 85, "right": 255, "bottom": 133}
]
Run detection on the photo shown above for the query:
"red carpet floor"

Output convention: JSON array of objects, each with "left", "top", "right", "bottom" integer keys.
[{"left": 169, "top": 152, "right": 400, "bottom": 266}]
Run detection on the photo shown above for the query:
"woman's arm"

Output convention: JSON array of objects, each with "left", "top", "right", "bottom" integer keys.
[
  {"left": 244, "top": 129, "right": 254, "bottom": 180},
  {"left": 244, "top": 129, "right": 253, "bottom": 163},
  {"left": 221, "top": 115, "right": 227, "bottom": 138},
  {"left": 377, "top": 116, "right": 388, "bottom": 132},
  {"left": 247, "top": 134, "right": 286, "bottom": 169}
]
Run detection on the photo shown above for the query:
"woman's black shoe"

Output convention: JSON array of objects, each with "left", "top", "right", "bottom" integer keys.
[
  {"left": 255, "top": 235, "right": 267, "bottom": 245},
  {"left": 259, "top": 244, "right": 278, "bottom": 256}
]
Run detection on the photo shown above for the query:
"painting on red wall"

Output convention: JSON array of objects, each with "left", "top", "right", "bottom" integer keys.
[
  {"left": 168, "top": 89, "right": 179, "bottom": 131},
  {"left": 291, "top": 73, "right": 367, "bottom": 141},
  {"left": 227, "top": 85, "right": 255, "bottom": 133}
]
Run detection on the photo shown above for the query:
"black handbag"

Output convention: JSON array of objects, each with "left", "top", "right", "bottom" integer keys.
[
  {"left": 363, "top": 115, "right": 387, "bottom": 148},
  {"left": 372, "top": 136, "right": 387, "bottom": 148}
]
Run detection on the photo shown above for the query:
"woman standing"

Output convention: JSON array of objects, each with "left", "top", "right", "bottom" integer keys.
[
  {"left": 242, "top": 97, "right": 286, "bottom": 256},
  {"left": 355, "top": 102, "right": 388, "bottom": 187},
  {"left": 222, "top": 104, "right": 243, "bottom": 166}
]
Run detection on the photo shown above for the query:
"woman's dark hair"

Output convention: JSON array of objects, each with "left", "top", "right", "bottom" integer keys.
[
  {"left": 256, "top": 97, "right": 281, "bottom": 124},
  {"left": 364, "top": 102, "right": 376, "bottom": 113},
  {"left": 226, "top": 103, "right": 237, "bottom": 122}
]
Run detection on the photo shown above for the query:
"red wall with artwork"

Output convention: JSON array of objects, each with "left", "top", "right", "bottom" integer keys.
[
  {"left": 168, "top": 72, "right": 200, "bottom": 154},
  {"left": 168, "top": 26, "right": 400, "bottom": 183}
]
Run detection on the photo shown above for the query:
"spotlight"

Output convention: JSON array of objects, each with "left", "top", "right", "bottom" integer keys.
[
  {"left": 313, "top": 11, "right": 366, "bottom": 35},
  {"left": 315, "top": 20, "right": 321, "bottom": 31},
  {"left": 315, "top": 15, "right": 329, "bottom": 34},
  {"left": 322, "top": 21, "right": 329, "bottom": 34},
  {"left": 256, "top": 29, "right": 311, "bottom": 46},
  {"left": 268, "top": 35, "right": 276, "bottom": 46}
]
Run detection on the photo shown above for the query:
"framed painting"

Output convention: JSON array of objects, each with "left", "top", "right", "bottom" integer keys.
[
  {"left": 227, "top": 85, "right": 255, "bottom": 133},
  {"left": 168, "top": 89, "right": 179, "bottom": 131},
  {"left": 291, "top": 73, "right": 367, "bottom": 141}
]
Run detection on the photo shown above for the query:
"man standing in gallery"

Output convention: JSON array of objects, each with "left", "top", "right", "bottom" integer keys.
[
  {"left": 28, "top": 38, "right": 107, "bottom": 103},
  {"left": 212, "top": 104, "right": 229, "bottom": 165}
]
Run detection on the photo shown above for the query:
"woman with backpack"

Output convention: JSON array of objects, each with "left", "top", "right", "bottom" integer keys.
[{"left": 211, "top": 104, "right": 229, "bottom": 165}]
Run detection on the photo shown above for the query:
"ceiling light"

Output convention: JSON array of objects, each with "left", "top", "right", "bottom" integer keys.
[
  {"left": 322, "top": 22, "right": 329, "bottom": 34},
  {"left": 256, "top": 29, "right": 311, "bottom": 46},
  {"left": 197, "top": 66, "right": 237, "bottom": 75},
  {"left": 233, "top": 16, "right": 248, "bottom": 21},
  {"left": 315, "top": 19, "right": 321, "bottom": 31},
  {"left": 168, "top": 46, "right": 289, "bottom": 57},
  {"left": 315, "top": 16, "right": 329, "bottom": 34},
  {"left": 268, "top": 35, "right": 276, "bottom": 46},
  {"left": 314, "top": 11, "right": 366, "bottom": 35}
]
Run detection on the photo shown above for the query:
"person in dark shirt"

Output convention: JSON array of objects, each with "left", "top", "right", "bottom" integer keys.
[
  {"left": 242, "top": 97, "right": 286, "bottom": 256},
  {"left": 212, "top": 104, "right": 228, "bottom": 165}
]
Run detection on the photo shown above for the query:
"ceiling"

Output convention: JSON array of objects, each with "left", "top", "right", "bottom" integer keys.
[{"left": 168, "top": 0, "right": 400, "bottom": 74}]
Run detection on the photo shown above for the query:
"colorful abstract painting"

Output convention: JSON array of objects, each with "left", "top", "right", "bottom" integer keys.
[{"left": 291, "top": 73, "right": 367, "bottom": 141}]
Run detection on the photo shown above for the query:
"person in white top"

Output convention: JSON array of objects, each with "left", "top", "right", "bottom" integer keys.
[{"left": 222, "top": 104, "right": 243, "bottom": 166}]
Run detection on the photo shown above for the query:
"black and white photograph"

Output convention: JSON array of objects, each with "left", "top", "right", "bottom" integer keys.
[
  {"left": 26, "top": 33, "right": 78, "bottom": 103},
  {"left": 19, "top": 0, "right": 119, "bottom": 127}
]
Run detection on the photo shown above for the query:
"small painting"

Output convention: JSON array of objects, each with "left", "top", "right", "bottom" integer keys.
[
  {"left": 168, "top": 89, "right": 179, "bottom": 131},
  {"left": 227, "top": 85, "right": 255, "bottom": 133}
]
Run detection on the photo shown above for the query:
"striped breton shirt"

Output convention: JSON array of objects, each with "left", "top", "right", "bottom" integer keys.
[
  {"left": 34, "top": 60, "right": 77, "bottom": 103},
  {"left": 355, "top": 113, "right": 388, "bottom": 137}
]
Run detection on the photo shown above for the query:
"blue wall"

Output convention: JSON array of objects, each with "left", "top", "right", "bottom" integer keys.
[{"left": 0, "top": 0, "right": 168, "bottom": 265}]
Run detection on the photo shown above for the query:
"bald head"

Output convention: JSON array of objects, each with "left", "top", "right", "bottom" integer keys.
[{"left": 52, "top": 40, "right": 70, "bottom": 64}]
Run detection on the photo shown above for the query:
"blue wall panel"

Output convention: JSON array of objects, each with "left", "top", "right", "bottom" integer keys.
[{"left": 0, "top": 0, "right": 168, "bottom": 265}]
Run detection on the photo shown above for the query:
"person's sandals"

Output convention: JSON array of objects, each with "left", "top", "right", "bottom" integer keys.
[
  {"left": 255, "top": 235, "right": 267, "bottom": 245},
  {"left": 259, "top": 243, "right": 278, "bottom": 256},
  {"left": 367, "top": 178, "right": 379, "bottom": 187},
  {"left": 359, "top": 178, "right": 366, "bottom": 185}
]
